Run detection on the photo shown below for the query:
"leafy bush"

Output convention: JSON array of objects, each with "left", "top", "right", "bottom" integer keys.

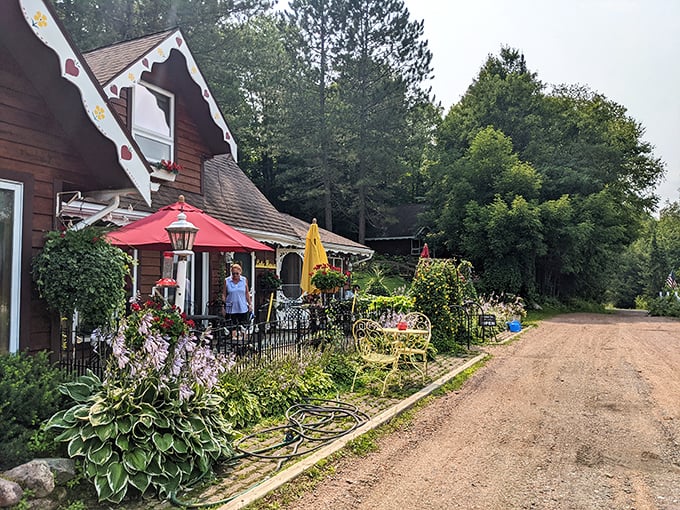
[
  {"left": 411, "top": 259, "right": 475, "bottom": 352},
  {"left": 0, "top": 351, "right": 68, "bottom": 469},
  {"left": 46, "top": 298, "right": 235, "bottom": 504},
  {"left": 251, "top": 351, "right": 335, "bottom": 418},
  {"left": 321, "top": 351, "right": 357, "bottom": 388},
  {"left": 217, "top": 350, "right": 336, "bottom": 430},
  {"left": 647, "top": 294, "right": 680, "bottom": 317}
]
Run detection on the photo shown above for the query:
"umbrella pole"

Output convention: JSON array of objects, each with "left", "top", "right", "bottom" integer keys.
[{"left": 266, "top": 291, "right": 275, "bottom": 322}]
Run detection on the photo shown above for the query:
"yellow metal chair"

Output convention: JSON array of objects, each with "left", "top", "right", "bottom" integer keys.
[
  {"left": 395, "top": 312, "right": 432, "bottom": 380},
  {"left": 350, "top": 318, "right": 400, "bottom": 395}
]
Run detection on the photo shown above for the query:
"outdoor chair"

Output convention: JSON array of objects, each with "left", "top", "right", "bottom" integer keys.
[
  {"left": 396, "top": 311, "right": 432, "bottom": 380},
  {"left": 351, "top": 318, "right": 400, "bottom": 395}
]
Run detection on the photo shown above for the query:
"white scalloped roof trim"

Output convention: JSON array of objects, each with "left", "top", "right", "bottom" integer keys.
[
  {"left": 103, "top": 29, "right": 238, "bottom": 161},
  {"left": 19, "top": 0, "right": 152, "bottom": 205}
]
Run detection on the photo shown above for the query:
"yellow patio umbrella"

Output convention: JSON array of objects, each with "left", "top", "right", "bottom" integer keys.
[{"left": 300, "top": 218, "right": 329, "bottom": 294}]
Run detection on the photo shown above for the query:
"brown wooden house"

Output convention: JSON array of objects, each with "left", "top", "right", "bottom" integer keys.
[
  {"left": 1, "top": 0, "right": 371, "bottom": 355},
  {"left": 1, "top": 0, "right": 152, "bottom": 354}
]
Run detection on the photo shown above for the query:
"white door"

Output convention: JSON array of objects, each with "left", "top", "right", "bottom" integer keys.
[{"left": 0, "top": 179, "right": 23, "bottom": 353}]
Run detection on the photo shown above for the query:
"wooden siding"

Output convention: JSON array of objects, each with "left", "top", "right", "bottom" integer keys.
[
  {"left": 0, "top": 49, "right": 98, "bottom": 353},
  {"left": 138, "top": 250, "right": 163, "bottom": 297}
]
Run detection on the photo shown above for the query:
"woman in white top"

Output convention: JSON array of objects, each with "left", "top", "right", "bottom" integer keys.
[{"left": 222, "top": 263, "right": 253, "bottom": 325}]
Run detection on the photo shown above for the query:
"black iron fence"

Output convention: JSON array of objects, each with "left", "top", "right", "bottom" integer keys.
[
  {"left": 57, "top": 300, "right": 489, "bottom": 379},
  {"left": 57, "top": 310, "right": 356, "bottom": 380}
]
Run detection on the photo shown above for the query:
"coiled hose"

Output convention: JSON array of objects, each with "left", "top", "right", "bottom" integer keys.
[{"left": 170, "top": 398, "right": 369, "bottom": 508}]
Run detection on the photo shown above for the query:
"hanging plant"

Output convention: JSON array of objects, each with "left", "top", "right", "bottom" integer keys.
[
  {"left": 259, "top": 269, "right": 282, "bottom": 290},
  {"left": 32, "top": 226, "right": 134, "bottom": 331}
]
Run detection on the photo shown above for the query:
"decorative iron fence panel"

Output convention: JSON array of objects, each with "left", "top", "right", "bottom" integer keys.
[{"left": 58, "top": 313, "right": 356, "bottom": 380}]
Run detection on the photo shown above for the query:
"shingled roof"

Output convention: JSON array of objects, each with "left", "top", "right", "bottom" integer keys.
[
  {"left": 282, "top": 214, "right": 371, "bottom": 256},
  {"left": 83, "top": 30, "right": 174, "bottom": 85}
]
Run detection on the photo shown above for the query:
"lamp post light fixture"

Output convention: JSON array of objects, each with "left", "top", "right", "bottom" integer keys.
[{"left": 165, "top": 196, "right": 199, "bottom": 313}]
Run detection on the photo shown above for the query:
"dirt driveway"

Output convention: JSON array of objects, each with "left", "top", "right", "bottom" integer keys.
[{"left": 282, "top": 311, "right": 680, "bottom": 510}]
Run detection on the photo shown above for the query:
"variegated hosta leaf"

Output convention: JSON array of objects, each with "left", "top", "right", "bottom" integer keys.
[
  {"left": 44, "top": 409, "right": 69, "bottom": 430},
  {"left": 88, "top": 442, "right": 113, "bottom": 465},
  {"left": 128, "top": 471, "right": 151, "bottom": 494},
  {"left": 93, "top": 421, "right": 117, "bottom": 442},
  {"left": 123, "top": 448, "right": 150, "bottom": 472},
  {"left": 152, "top": 432, "right": 174, "bottom": 452},
  {"left": 106, "top": 461, "right": 128, "bottom": 496},
  {"left": 60, "top": 381, "right": 95, "bottom": 403},
  {"left": 67, "top": 435, "right": 87, "bottom": 458},
  {"left": 117, "top": 415, "right": 132, "bottom": 434}
]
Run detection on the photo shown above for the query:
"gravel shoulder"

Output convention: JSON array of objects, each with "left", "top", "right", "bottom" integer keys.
[{"left": 280, "top": 311, "right": 680, "bottom": 510}]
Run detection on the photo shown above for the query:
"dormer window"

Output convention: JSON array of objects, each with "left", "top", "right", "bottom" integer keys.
[{"left": 132, "top": 82, "right": 174, "bottom": 163}]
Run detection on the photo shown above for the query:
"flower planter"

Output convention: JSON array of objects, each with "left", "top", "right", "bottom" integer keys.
[
  {"left": 150, "top": 168, "right": 178, "bottom": 182},
  {"left": 320, "top": 286, "right": 339, "bottom": 294}
]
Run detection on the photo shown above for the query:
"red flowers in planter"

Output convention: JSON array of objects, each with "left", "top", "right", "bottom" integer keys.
[{"left": 154, "top": 160, "right": 183, "bottom": 175}]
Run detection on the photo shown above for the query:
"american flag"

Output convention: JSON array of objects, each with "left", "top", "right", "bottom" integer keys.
[{"left": 666, "top": 271, "right": 677, "bottom": 289}]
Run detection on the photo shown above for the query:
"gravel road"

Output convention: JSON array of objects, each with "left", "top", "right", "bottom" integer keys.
[{"left": 282, "top": 311, "right": 680, "bottom": 510}]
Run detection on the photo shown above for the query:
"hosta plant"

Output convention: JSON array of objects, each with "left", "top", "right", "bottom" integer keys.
[{"left": 46, "top": 298, "right": 235, "bottom": 504}]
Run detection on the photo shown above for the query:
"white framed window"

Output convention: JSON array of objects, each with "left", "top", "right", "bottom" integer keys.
[
  {"left": 0, "top": 179, "right": 23, "bottom": 353},
  {"left": 131, "top": 82, "right": 175, "bottom": 163}
]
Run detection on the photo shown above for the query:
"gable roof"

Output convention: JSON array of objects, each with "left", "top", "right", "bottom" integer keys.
[
  {"left": 4, "top": 0, "right": 152, "bottom": 205},
  {"left": 83, "top": 29, "right": 237, "bottom": 160}
]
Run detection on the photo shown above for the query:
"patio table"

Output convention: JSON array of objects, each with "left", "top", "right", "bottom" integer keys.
[{"left": 381, "top": 327, "right": 431, "bottom": 379}]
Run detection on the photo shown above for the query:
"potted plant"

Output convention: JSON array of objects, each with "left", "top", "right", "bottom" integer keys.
[{"left": 310, "top": 263, "right": 349, "bottom": 293}]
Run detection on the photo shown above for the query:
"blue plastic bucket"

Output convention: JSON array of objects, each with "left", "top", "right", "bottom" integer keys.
[{"left": 508, "top": 320, "right": 522, "bottom": 332}]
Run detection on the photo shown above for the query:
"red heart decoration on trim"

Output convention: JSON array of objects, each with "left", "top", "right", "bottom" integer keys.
[
  {"left": 120, "top": 145, "right": 132, "bottom": 161},
  {"left": 109, "top": 84, "right": 118, "bottom": 96},
  {"left": 176, "top": 37, "right": 183, "bottom": 47},
  {"left": 203, "top": 89, "right": 209, "bottom": 98},
  {"left": 142, "top": 58, "right": 149, "bottom": 68},
  {"left": 224, "top": 132, "right": 231, "bottom": 140},
  {"left": 65, "top": 58, "right": 79, "bottom": 77}
]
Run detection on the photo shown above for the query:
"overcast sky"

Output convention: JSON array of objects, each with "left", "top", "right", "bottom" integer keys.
[{"left": 403, "top": 0, "right": 680, "bottom": 209}]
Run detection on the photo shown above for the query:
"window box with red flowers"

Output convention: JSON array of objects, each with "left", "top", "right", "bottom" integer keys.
[{"left": 150, "top": 159, "right": 183, "bottom": 182}]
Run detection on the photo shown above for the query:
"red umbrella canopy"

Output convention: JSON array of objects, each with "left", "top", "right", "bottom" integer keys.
[
  {"left": 107, "top": 197, "right": 272, "bottom": 253},
  {"left": 420, "top": 243, "right": 430, "bottom": 258}
]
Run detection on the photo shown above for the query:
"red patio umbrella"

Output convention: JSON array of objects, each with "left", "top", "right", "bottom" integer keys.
[
  {"left": 420, "top": 243, "right": 430, "bottom": 258},
  {"left": 107, "top": 196, "right": 272, "bottom": 252}
]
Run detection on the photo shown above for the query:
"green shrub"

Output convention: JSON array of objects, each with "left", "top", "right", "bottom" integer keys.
[
  {"left": 647, "top": 294, "right": 680, "bottom": 317},
  {"left": 321, "top": 351, "right": 357, "bottom": 388},
  {"left": 411, "top": 259, "right": 475, "bottom": 352},
  {"left": 216, "top": 365, "right": 264, "bottom": 430},
  {"left": 252, "top": 351, "right": 335, "bottom": 418},
  {"left": 217, "top": 350, "right": 336, "bottom": 430},
  {"left": 0, "top": 351, "right": 68, "bottom": 470}
]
